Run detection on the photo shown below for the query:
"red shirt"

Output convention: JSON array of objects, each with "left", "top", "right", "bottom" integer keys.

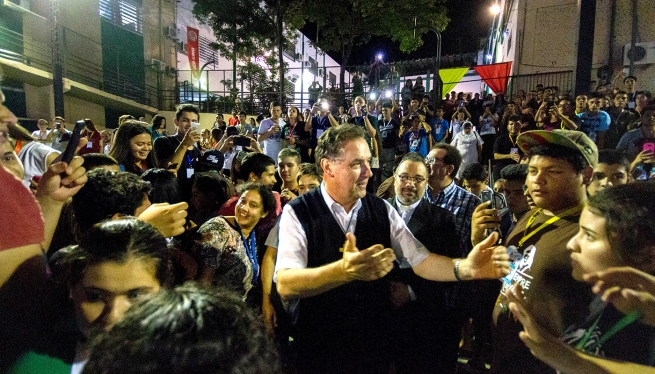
[{"left": 0, "top": 167, "right": 44, "bottom": 251}]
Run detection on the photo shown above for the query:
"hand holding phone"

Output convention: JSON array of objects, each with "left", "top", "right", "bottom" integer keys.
[{"left": 643, "top": 143, "right": 655, "bottom": 154}]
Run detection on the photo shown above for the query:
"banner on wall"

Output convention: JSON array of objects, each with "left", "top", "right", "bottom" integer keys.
[
  {"left": 187, "top": 27, "right": 200, "bottom": 79},
  {"left": 473, "top": 62, "right": 513, "bottom": 94},
  {"left": 439, "top": 67, "right": 470, "bottom": 96}
]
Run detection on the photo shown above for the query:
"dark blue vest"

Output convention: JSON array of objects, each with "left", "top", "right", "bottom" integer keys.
[{"left": 289, "top": 188, "right": 393, "bottom": 372}]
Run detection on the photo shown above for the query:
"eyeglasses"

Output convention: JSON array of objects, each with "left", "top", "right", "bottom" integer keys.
[
  {"left": 395, "top": 174, "right": 426, "bottom": 184},
  {"left": 425, "top": 156, "right": 446, "bottom": 165}
]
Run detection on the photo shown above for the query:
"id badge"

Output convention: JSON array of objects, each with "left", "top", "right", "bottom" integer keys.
[
  {"left": 86, "top": 141, "right": 93, "bottom": 148},
  {"left": 186, "top": 167, "right": 195, "bottom": 178},
  {"left": 316, "top": 129, "right": 324, "bottom": 138}
]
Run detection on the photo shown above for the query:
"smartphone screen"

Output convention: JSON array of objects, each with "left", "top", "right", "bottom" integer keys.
[{"left": 643, "top": 143, "right": 655, "bottom": 153}]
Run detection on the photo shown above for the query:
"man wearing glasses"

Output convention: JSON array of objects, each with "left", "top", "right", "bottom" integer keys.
[{"left": 388, "top": 152, "right": 462, "bottom": 373}]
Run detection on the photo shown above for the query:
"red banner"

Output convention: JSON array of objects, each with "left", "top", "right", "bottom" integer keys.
[
  {"left": 187, "top": 27, "right": 200, "bottom": 79},
  {"left": 473, "top": 62, "right": 513, "bottom": 94}
]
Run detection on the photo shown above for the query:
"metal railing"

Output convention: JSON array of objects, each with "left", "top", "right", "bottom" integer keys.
[
  {"left": 506, "top": 70, "right": 574, "bottom": 97},
  {"left": 0, "top": 25, "right": 162, "bottom": 107}
]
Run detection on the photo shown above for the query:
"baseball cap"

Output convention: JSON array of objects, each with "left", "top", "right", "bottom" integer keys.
[
  {"left": 197, "top": 149, "right": 225, "bottom": 171},
  {"left": 516, "top": 130, "right": 598, "bottom": 168}
]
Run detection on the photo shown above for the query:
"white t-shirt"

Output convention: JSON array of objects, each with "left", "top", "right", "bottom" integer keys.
[
  {"left": 258, "top": 118, "right": 286, "bottom": 165},
  {"left": 31, "top": 129, "right": 50, "bottom": 141},
  {"left": 18, "top": 141, "right": 59, "bottom": 187}
]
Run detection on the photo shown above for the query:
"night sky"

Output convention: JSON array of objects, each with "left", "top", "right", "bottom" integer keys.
[{"left": 300, "top": 0, "right": 491, "bottom": 66}]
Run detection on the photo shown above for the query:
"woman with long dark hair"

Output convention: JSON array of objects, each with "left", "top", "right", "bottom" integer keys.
[
  {"left": 149, "top": 115, "right": 167, "bottom": 141},
  {"left": 78, "top": 119, "right": 102, "bottom": 155},
  {"left": 283, "top": 106, "right": 310, "bottom": 162},
  {"left": 110, "top": 120, "right": 158, "bottom": 175}
]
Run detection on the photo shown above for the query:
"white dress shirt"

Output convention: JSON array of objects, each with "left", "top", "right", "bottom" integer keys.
[{"left": 274, "top": 184, "right": 429, "bottom": 279}]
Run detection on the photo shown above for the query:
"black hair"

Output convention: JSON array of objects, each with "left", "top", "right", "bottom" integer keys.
[
  {"left": 238, "top": 182, "right": 276, "bottom": 214},
  {"left": 269, "top": 101, "right": 281, "bottom": 109},
  {"left": 431, "top": 143, "right": 462, "bottom": 179},
  {"left": 624, "top": 75, "right": 637, "bottom": 83},
  {"left": 597, "top": 149, "right": 630, "bottom": 171},
  {"left": 81, "top": 153, "right": 119, "bottom": 170},
  {"left": 507, "top": 115, "right": 522, "bottom": 123},
  {"left": 462, "top": 163, "right": 487, "bottom": 182},
  {"left": 175, "top": 104, "right": 200, "bottom": 121},
  {"left": 226, "top": 126, "right": 239, "bottom": 137},
  {"left": 238, "top": 111, "right": 247, "bottom": 116},
  {"left": 54, "top": 218, "right": 172, "bottom": 289},
  {"left": 587, "top": 183, "right": 655, "bottom": 273},
  {"left": 526, "top": 144, "right": 589, "bottom": 173},
  {"left": 141, "top": 168, "right": 182, "bottom": 204},
  {"left": 397, "top": 152, "right": 425, "bottom": 170},
  {"left": 314, "top": 125, "right": 366, "bottom": 173},
  {"left": 150, "top": 115, "right": 166, "bottom": 129},
  {"left": 72, "top": 169, "right": 152, "bottom": 233},
  {"left": 589, "top": 92, "right": 605, "bottom": 100},
  {"left": 500, "top": 164, "right": 528, "bottom": 182},
  {"left": 612, "top": 90, "right": 627, "bottom": 99},
  {"left": 82, "top": 284, "right": 278, "bottom": 374},
  {"left": 240, "top": 153, "right": 275, "bottom": 181}
]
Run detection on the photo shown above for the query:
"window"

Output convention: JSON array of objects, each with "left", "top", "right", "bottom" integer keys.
[{"left": 99, "top": 0, "right": 143, "bottom": 35}]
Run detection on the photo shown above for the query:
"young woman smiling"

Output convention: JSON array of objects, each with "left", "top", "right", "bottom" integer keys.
[{"left": 110, "top": 120, "right": 158, "bottom": 175}]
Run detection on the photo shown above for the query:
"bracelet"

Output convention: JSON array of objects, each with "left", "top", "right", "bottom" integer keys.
[{"left": 454, "top": 259, "right": 462, "bottom": 282}]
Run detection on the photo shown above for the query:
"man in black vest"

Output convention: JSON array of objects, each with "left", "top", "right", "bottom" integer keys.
[
  {"left": 388, "top": 152, "right": 462, "bottom": 374},
  {"left": 275, "top": 125, "right": 509, "bottom": 374}
]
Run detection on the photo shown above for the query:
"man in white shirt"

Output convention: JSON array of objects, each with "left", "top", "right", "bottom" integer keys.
[
  {"left": 31, "top": 119, "right": 51, "bottom": 143},
  {"left": 257, "top": 101, "right": 285, "bottom": 166},
  {"left": 50, "top": 116, "right": 72, "bottom": 152},
  {"left": 274, "top": 124, "right": 509, "bottom": 373}
]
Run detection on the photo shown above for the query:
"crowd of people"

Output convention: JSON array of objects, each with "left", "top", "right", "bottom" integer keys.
[{"left": 2, "top": 66, "right": 655, "bottom": 374}]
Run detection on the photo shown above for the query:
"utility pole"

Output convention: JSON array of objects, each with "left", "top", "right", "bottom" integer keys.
[{"left": 50, "top": 0, "right": 65, "bottom": 117}]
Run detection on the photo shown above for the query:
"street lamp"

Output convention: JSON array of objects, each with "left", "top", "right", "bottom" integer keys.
[
  {"left": 487, "top": 3, "right": 502, "bottom": 64},
  {"left": 490, "top": 4, "right": 501, "bottom": 15}
]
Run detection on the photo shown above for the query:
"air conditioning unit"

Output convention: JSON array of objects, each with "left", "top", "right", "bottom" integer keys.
[
  {"left": 177, "top": 42, "right": 188, "bottom": 54},
  {"left": 150, "top": 59, "right": 165, "bottom": 72},
  {"left": 165, "top": 66, "right": 177, "bottom": 76},
  {"left": 165, "top": 26, "right": 179, "bottom": 40},
  {"left": 318, "top": 68, "right": 325, "bottom": 77},
  {"left": 623, "top": 42, "right": 655, "bottom": 66}
]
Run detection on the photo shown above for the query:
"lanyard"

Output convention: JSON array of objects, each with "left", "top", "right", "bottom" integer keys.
[
  {"left": 575, "top": 309, "right": 643, "bottom": 351},
  {"left": 229, "top": 219, "right": 259, "bottom": 285},
  {"left": 509, "top": 134, "right": 516, "bottom": 147},
  {"left": 185, "top": 154, "right": 192, "bottom": 167},
  {"left": 518, "top": 205, "right": 583, "bottom": 247}
]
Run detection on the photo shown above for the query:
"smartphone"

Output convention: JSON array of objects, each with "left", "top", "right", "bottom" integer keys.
[
  {"left": 643, "top": 143, "right": 655, "bottom": 153},
  {"left": 60, "top": 120, "right": 86, "bottom": 165},
  {"left": 510, "top": 147, "right": 519, "bottom": 154},
  {"left": 190, "top": 122, "right": 200, "bottom": 132},
  {"left": 167, "top": 163, "right": 179, "bottom": 170},
  {"left": 233, "top": 136, "right": 251, "bottom": 147},
  {"left": 321, "top": 102, "right": 329, "bottom": 110}
]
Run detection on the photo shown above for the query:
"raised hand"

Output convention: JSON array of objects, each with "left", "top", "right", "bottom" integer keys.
[
  {"left": 471, "top": 201, "right": 501, "bottom": 246},
  {"left": 585, "top": 267, "right": 655, "bottom": 327},
  {"left": 341, "top": 232, "right": 396, "bottom": 281}
]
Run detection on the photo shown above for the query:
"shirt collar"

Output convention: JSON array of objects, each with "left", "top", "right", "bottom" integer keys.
[
  {"left": 395, "top": 196, "right": 421, "bottom": 213},
  {"left": 320, "top": 183, "right": 362, "bottom": 215}
]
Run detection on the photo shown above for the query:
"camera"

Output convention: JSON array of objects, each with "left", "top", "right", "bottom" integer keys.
[{"left": 233, "top": 136, "right": 251, "bottom": 147}]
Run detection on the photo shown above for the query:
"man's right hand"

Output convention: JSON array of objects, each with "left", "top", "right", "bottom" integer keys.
[
  {"left": 471, "top": 201, "right": 502, "bottom": 246},
  {"left": 340, "top": 232, "right": 395, "bottom": 281}
]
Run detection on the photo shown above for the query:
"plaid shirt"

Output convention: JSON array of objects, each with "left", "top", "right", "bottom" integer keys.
[{"left": 425, "top": 181, "right": 481, "bottom": 256}]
